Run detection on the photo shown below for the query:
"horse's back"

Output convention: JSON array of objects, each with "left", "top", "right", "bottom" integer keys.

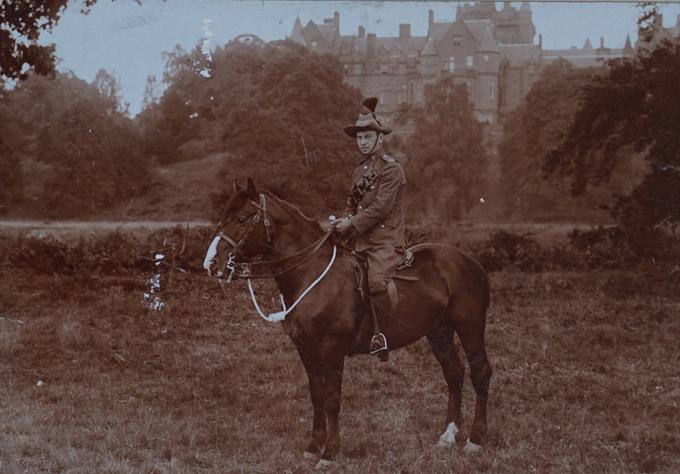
[{"left": 406, "top": 242, "right": 490, "bottom": 314}]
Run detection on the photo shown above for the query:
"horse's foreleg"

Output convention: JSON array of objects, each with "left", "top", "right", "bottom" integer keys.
[
  {"left": 457, "top": 322, "right": 492, "bottom": 450},
  {"left": 428, "top": 331, "right": 464, "bottom": 448},
  {"left": 318, "top": 353, "right": 345, "bottom": 465},
  {"left": 297, "top": 348, "right": 326, "bottom": 458}
]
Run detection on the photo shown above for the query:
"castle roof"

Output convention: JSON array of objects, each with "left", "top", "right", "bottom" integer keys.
[
  {"left": 289, "top": 17, "right": 305, "bottom": 45},
  {"left": 542, "top": 47, "right": 627, "bottom": 68},
  {"left": 478, "top": 24, "right": 499, "bottom": 52},
  {"left": 422, "top": 37, "right": 437, "bottom": 56},
  {"left": 463, "top": 19, "right": 495, "bottom": 44},
  {"left": 317, "top": 22, "right": 337, "bottom": 43},
  {"left": 428, "top": 21, "right": 452, "bottom": 41},
  {"left": 336, "top": 34, "right": 426, "bottom": 59},
  {"left": 623, "top": 34, "right": 633, "bottom": 53}
]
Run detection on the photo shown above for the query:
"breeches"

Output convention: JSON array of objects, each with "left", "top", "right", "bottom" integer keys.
[{"left": 361, "top": 246, "right": 403, "bottom": 294}]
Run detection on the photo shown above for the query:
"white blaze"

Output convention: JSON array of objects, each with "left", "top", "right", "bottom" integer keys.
[{"left": 203, "top": 236, "right": 221, "bottom": 272}]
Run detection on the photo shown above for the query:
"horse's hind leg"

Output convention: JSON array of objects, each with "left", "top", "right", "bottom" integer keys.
[
  {"left": 427, "top": 326, "right": 465, "bottom": 448},
  {"left": 456, "top": 319, "right": 492, "bottom": 451}
]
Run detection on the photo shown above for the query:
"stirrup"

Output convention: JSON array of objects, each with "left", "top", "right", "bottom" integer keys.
[{"left": 370, "top": 332, "right": 388, "bottom": 361}]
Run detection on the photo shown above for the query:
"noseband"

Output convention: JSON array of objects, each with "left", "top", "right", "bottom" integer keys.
[{"left": 214, "top": 193, "right": 272, "bottom": 282}]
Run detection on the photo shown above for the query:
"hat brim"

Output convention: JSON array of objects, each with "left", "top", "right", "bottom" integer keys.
[{"left": 343, "top": 123, "right": 392, "bottom": 138}]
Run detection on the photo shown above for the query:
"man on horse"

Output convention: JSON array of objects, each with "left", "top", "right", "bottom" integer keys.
[{"left": 332, "top": 97, "right": 407, "bottom": 361}]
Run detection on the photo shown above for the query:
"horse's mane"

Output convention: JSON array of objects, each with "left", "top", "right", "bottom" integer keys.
[{"left": 266, "top": 191, "right": 319, "bottom": 226}]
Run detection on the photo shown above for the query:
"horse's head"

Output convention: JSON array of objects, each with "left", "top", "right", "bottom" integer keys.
[{"left": 203, "top": 178, "right": 273, "bottom": 279}]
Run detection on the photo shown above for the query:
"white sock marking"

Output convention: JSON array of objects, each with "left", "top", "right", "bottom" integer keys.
[
  {"left": 436, "top": 422, "right": 459, "bottom": 447},
  {"left": 464, "top": 438, "right": 482, "bottom": 453}
]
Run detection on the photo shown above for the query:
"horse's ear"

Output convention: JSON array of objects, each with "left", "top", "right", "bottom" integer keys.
[
  {"left": 232, "top": 179, "right": 241, "bottom": 193},
  {"left": 246, "top": 177, "right": 259, "bottom": 202}
]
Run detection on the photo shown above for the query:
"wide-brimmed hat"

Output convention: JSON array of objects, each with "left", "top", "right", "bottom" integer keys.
[{"left": 343, "top": 97, "right": 392, "bottom": 137}]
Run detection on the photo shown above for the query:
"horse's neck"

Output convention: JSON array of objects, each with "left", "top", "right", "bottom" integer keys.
[{"left": 268, "top": 198, "right": 332, "bottom": 301}]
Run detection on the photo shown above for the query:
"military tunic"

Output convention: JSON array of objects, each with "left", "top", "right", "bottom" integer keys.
[{"left": 344, "top": 149, "right": 406, "bottom": 294}]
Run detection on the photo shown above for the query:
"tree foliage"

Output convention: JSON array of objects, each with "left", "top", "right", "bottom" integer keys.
[
  {"left": 544, "top": 38, "right": 680, "bottom": 252},
  {"left": 141, "top": 40, "right": 362, "bottom": 214},
  {"left": 2, "top": 71, "right": 148, "bottom": 217},
  {"left": 0, "top": 0, "right": 103, "bottom": 81},
  {"left": 499, "top": 60, "right": 599, "bottom": 219},
  {"left": 0, "top": 85, "right": 27, "bottom": 213},
  {"left": 400, "top": 76, "right": 487, "bottom": 222}
]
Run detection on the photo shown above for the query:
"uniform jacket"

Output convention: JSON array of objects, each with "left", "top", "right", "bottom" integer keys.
[{"left": 344, "top": 149, "right": 406, "bottom": 252}]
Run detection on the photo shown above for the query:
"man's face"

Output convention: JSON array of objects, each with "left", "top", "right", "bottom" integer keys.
[{"left": 356, "top": 130, "right": 383, "bottom": 155}]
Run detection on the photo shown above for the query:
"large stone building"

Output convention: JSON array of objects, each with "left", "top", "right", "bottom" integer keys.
[{"left": 287, "top": 2, "right": 650, "bottom": 125}]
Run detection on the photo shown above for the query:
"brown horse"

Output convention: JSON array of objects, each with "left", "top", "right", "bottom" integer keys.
[{"left": 203, "top": 178, "right": 492, "bottom": 468}]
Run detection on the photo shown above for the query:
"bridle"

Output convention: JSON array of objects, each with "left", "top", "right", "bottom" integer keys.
[
  {"left": 207, "top": 192, "right": 337, "bottom": 323},
  {"left": 209, "top": 193, "right": 331, "bottom": 282}
]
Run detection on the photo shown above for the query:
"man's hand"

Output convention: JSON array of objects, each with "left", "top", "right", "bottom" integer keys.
[{"left": 333, "top": 217, "right": 354, "bottom": 235}]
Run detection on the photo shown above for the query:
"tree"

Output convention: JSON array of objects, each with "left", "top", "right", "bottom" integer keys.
[
  {"left": 544, "top": 21, "right": 680, "bottom": 253},
  {"left": 4, "top": 71, "right": 149, "bottom": 217},
  {"left": 400, "top": 76, "right": 487, "bottom": 222},
  {"left": 0, "top": 1, "right": 144, "bottom": 82},
  {"left": 142, "top": 39, "right": 361, "bottom": 214},
  {"left": 499, "top": 60, "right": 602, "bottom": 220},
  {"left": 0, "top": 85, "right": 27, "bottom": 213},
  {"left": 0, "top": 1, "right": 97, "bottom": 80}
]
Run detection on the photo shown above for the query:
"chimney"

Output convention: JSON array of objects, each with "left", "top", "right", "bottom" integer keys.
[
  {"left": 399, "top": 24, "right": 411, "bottom": 38},
  {"left": 334, "top": 11, "right": 340, "bottom": 29},
  {"left": 539, "top": 33, "right": 543, "bottom": 48},
  {"left": 600, "top": 36, "right": 605, "bottom": 49},
  {"left": 429, "top": 10, "right": 434, "bottom": 29},
  {"left": 358, "top": 25, "right": 365, "bottom": 38},
  {"left": 367, "top": 33, "right": 377, "bottom": 57}
]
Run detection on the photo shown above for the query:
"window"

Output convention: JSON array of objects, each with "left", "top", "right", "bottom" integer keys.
[
  {"left": 445, "top": 56, "right": 455, "bottom": 72},
  {"left": 490, "top": 81, "right": 496, "bottom": 101},
  {"left": 484, "top": 54, "right": 489, "bottom": 63},
  {"left": 399, "top": 85, "right": 407, "bottom": 104},
  {"left": 311, "top": 41, "right": 317, "bottom": 50},
  {"left": 467, "top": 56, "right": 474, "bottom": 67},
  {"left": 452, "top": 35, "right": 462, "bottom": 47}
]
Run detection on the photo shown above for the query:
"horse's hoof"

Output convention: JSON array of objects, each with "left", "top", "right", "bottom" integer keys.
[
  {"left": 436, "top": 422, "right": 459, "bottom": 448},
  {"left": 315, "top": 458, "right": 335, "bottom": 470},
  {"left": 464, "top": 438, "right": 482, "bottom": 453},
  {"left": 304, "top": 451, "right": 318, "bottom": 460}
]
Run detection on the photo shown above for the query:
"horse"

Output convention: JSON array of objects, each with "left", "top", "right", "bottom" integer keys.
[{"left": 203, "top": 178, "right": 492, "bottom": 468}]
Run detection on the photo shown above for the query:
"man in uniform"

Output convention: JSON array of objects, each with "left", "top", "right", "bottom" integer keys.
[{"left": 333, "top": 97, "right": 406, "bottom": 361}]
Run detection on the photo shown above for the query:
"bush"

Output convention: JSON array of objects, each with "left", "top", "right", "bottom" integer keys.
[{"left": 0, "top": 226, "right": 215, "bottom": 276}]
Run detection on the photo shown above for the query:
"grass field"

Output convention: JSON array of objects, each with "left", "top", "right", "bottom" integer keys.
[{"left": 1, "top": 256, "right": 678, "bottom": 473}]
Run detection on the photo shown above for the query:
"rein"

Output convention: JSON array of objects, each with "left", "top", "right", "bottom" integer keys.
[{"left": 247, "top": 244, "right": 337, "bottom": 322}]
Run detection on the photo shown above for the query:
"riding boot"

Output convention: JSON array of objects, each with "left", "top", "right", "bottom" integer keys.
[{"left": 369, "top": 292, "right": 390, "bottom": 362}]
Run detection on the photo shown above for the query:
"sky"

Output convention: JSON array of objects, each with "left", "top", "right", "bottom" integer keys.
[{"left": 40, "top": 1, "right": 680, "bottom": 116}]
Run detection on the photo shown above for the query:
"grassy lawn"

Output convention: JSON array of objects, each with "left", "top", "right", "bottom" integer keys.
[{"left": 1, "top": 265, "right": 678, "bottom": 473}]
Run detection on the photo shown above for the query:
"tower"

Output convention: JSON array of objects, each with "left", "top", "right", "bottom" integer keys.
[{"left": 474, "top": 25, "right": 500, "bottom": 123}]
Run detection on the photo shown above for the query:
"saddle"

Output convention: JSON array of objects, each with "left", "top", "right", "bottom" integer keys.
[{"left": 351, "top": 246, "right": 420, "bottom": 309}]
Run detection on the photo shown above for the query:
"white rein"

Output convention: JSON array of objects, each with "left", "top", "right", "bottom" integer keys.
[{"left": 247, "top": 244, "right": 337, "bottom": 322}]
